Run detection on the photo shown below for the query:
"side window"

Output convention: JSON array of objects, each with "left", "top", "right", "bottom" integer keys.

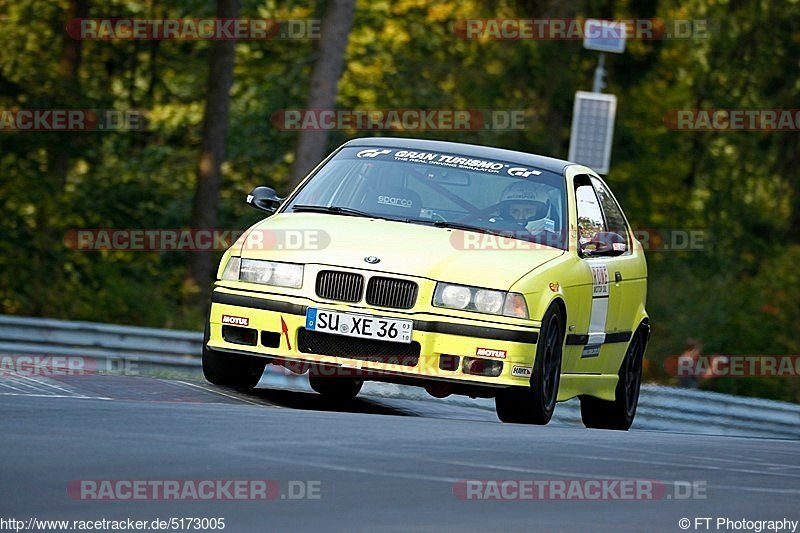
[
  {"left": 575, "top": 182, "right": 606, "bottom": 248},
  {"left": 591, "top": 177, "right": 630, "bottom": 248}
]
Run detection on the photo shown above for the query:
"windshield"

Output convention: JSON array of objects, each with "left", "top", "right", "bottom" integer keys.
[{"left": 284, "top": 146, "right": 567, "bottom": 250}]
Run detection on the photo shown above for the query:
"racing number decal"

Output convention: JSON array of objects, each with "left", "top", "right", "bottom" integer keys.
[
  {"left": 584, "top": 263, "right": 610, "bottom": 357},
  {"left": 590, "top": 264, "right": 609, "bottom": 298}
]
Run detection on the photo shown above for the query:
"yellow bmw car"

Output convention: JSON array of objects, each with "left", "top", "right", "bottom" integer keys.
[{"left": 204, "top": 138, "right": 649, "bottom": 429}]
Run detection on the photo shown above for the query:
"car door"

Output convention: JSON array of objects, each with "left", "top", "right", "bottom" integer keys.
[
  {"left": 590, "top": 176, "right": 646, "bottom": 373},
  {"left": 569, "top": 176, "right": 628, "bottom": 374}
]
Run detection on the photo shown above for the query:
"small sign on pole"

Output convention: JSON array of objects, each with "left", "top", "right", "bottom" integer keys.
[{"left": 583, "top": 19, "right": 627, "bottom": 54}]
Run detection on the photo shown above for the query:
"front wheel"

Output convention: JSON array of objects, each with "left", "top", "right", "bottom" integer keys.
[
  {"left": 580, "top": 325, "right": 648, "bottom": 430},
  {"left": 202, "top": 346, "right": 267, "bottom": 388},
  {"left": 201, "top": 321, "right": 266, "bottom": 388},
  {"left": 495, "top": 304, "right": 564, "bottom": 425}
]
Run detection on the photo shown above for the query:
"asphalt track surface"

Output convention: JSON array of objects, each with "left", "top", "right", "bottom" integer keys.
[{"left": 1, "top": 373, "right": 798, "bottom": 532}]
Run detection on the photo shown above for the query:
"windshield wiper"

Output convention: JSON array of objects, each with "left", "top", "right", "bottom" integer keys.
[
  {"left": 413, "top": 219, "right": 510, "bottom": 238},
  {"left": 292, "top": 204, "right": 375, "bottom": 218},
  {"left": 293, "top": 206, "right": 512, "bottom": 239},
  {"left": 291, "top": 204, "right": 408, "bottom": 222},
  {"left": 422, "top": 219, "right": 560, "bottom": 249}
]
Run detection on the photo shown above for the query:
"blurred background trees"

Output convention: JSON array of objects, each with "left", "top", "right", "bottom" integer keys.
[
  {"left": 0, "top": 0, "right": 798, "bottom": 402},
  {"left": 186, "top": 0, "right": 241, "bottom": 304}
]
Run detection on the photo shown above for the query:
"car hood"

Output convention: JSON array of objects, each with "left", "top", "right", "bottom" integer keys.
[{"left": 237, "top": 213, "right": 563, "bottom": 290}]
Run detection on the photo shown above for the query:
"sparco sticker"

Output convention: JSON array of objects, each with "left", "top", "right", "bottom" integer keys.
[{"left": 377, "top": 195, "right": 414, "bottom": 208}]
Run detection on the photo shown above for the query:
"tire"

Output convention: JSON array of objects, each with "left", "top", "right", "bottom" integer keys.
[
  {"left": 202, "top": 321, "right": 267, "bottom": 389},
  {"left": 580, "top": 326, "right": 647, "bottom": 430},
  {"left": 309, "top": 374, "right": 363, "bottom": 401},
  {"left": 495, "top": 304, "right": 564, "bottom": 425}
]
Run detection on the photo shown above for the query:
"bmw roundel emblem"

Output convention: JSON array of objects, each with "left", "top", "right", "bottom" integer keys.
[{"left": 364, "top": 256, "right": 380, "bottom": 264}]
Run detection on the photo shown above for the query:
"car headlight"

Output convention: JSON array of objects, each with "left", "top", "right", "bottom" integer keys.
[
  {"left": 474, "top": 289, "right": 504, "bottom": 314},
  {"left": 238, "top": 259, "right": 303, "bottom": 288},
  {"left": 433, "top": 283, "right": 528, "bottom": 318},
  {"left": 439, "top": 284, "right": 471, "bottom": 309}
]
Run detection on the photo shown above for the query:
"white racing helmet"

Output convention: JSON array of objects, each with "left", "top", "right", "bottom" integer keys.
[{"left": 499, "top": 181, "right": 554, "bottom": 233}]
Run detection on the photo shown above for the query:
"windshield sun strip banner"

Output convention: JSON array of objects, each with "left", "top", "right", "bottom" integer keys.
[{"left": 350, "top": 147, "right": 546, "bottom": 178}]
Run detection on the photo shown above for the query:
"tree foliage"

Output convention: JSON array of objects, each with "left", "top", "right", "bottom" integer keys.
[{"left": 0, "top": 0, "right": 798, "bottom": 401}]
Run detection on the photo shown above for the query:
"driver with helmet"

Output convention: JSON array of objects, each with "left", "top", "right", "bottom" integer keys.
[{"left": 497, "top": 180, "right": 555, "bottom": 234}]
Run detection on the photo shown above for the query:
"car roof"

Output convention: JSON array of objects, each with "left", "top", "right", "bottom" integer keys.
[{"left": 341, "top": 137, "right": 574, "bottom": 174}]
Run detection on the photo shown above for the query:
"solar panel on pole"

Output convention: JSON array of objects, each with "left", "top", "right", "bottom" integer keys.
[{"left": 568, "top": 91, "right": 617, "bottom": 174}]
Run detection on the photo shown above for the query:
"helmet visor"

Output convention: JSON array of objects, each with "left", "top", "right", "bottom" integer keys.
[{"left": 506, "top": 200, "right": 549, "bottom": 221}]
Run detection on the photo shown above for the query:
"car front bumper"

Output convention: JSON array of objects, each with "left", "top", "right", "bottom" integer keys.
[{"left": 207, "top": 287, "right": 541, "bottom": 388}]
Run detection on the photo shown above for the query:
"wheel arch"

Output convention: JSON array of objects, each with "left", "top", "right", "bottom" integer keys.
[
  {"left": 550, "top": 297, "right": 567, "bottom": 331},
  {"left": 636, "top": 316, "right": 651, "bottom": 354},
  {"left": 525, "top": 287, "right": 568, "bottom": 329}
]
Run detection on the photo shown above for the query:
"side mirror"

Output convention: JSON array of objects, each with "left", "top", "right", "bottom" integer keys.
[
  {"left": 581, "top": 232, "right": 628, "bottom": 257},
  {"left": 246, "top": 186, "right": 282, "bottom": 214}
]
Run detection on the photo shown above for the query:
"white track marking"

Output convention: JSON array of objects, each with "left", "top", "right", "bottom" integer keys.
[
  {"left": 173, "top": 380, "right": 278, "bottom": 407},
  {"left": 0, "top": 392, "right": 112, "bottom": 400},
  {"left": 588, "top": 442, "right": 800, "bottom": 471},
  {"left": 435, "top": 459, "right": 800, "bottom": 496}
]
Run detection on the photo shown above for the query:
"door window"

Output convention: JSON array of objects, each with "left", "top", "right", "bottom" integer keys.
[
  {"left": 591, "top": 177, "right": 630, "bottom": 249},
  {"left": 575, "top": 183, "right": 606, "bottom": 249}
]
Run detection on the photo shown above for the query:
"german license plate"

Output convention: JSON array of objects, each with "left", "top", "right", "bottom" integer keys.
[{"left": 305, "top": 308, "right": 413, "bottom": 344}]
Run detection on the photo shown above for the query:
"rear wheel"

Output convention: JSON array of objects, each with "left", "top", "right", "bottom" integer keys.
[
  {"left": 495, "top": 304, "right": 564, "bottom": 425},
  {"left": 580, "top": 326, "right": 647, "bottom": 430},
  {"left": 309, "top": 374, "right": 363, "bottom": 401},
  {"left": 202, "top": 322, "right": 267, "bottom": 388}
]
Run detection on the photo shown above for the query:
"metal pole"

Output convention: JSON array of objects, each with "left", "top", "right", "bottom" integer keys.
[{"left": 592, "top": 52, "right": 606, "bottom": 93}]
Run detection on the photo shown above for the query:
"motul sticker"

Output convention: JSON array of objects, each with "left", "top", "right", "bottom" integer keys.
[
  {"left": 512, "top": 365, "right": 532, "bottom": 377},
  {"left": 476, "top": 347, "right": 507, "bottom": 359},
  {"left": 590, "top": 264, "right": 609, "bottom": 297},
  {"left": 222, "top": 315, "right": 249, "bottom": 326}
]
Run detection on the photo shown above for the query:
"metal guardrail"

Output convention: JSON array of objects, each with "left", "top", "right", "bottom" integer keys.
[
  {"left": 1, "top": 314, "right": 798, "bottom": 438},
  {"left": 0, "top": 314, "right": 202, "bottom": 367}
]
